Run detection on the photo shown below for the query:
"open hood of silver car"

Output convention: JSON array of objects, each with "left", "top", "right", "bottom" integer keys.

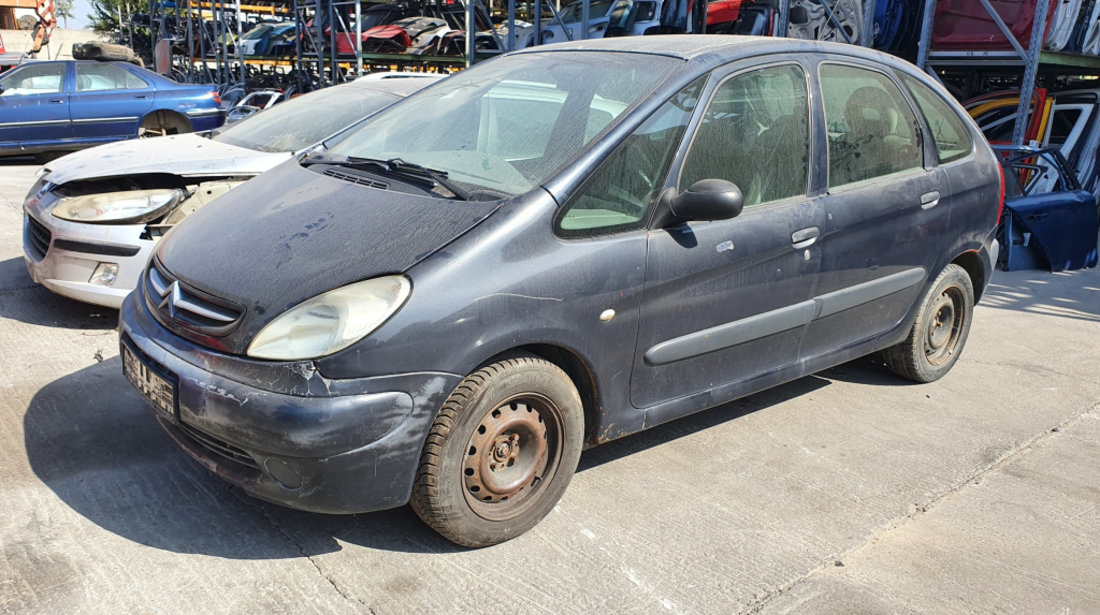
[{"left": 43, "top": 133, "right": 291, "bottom": 185}]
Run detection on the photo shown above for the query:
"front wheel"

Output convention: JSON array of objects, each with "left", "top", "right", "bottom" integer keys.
[
  {"left": 410, "top": 354, "right": 584, "bottom": 548},
  {"left": 883, "top": 263, "right": 975, "bottom": 383}
]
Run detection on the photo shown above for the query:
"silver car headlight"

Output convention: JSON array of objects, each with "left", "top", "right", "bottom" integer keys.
[
  {"left": 51, "top": 188, "right": 185, "bottom": 224},
  {"left": 247, "top": 275, "right": 412, "bottom": 361}
]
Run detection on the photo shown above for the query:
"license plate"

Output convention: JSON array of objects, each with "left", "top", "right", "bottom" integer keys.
[{"left": 122, "top": 339, "right": 178, "bottom": 421}]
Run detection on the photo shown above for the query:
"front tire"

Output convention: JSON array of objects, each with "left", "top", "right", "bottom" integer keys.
[
  {"left": 883, "top": 263, "right": 975, "bottom": 383},
  {"left": 410, "top": 354, "right": 584, "bottom": 548}
]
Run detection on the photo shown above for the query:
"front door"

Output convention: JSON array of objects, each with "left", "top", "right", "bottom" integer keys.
[
  {"left": 631, "top": 61, "right": 823, "bottom": 409},
  {"left": 0, "top": 62, "right": 72, "bottom": 149}
]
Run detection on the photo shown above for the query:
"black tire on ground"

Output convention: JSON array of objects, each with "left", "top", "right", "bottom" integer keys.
[
  {"left": 882, "top": 263, "right": 975, "bottom": 383},
  {"left": 410, "top": 354, "right": 584, "bottom": 548}
]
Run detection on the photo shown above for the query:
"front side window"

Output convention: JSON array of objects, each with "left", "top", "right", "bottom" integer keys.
[
  {"left": 325, "top": 51, "right": 681, "bottom": 196},
  {"left": 900, "top": 73, "right": 973, "bottom": 164},
  {"left": 821, "top": 64, "right": 923, "bottom": 187},
  {"left": 557, "top": 77, "right": 704, "bottom": 236},
  {"left": 679, "top": 63, "right": 810, "bottom": 207},
  {"left": 76, "top": 63, "right": 147, "bottom": 91},
  {"left": 0, "top": 63, "right": 65, "bottom": 96}
]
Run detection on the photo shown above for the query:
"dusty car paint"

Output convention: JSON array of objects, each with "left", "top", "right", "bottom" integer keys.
[{"left": 119, "top": 36, "right": 1001, "bottom": 531}]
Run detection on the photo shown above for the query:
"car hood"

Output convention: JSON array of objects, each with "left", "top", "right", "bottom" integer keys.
[
  {"left": 156, "top": 161, "right": 502, "bottom": 354},
  {"left": 45, "top": 134, "right": 290, "bottom": 185}
]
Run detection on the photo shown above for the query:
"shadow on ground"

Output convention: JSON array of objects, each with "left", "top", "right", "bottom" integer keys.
[
  {"left": 981, "top": 269, "right": 1100, "bottom": 322},
  {"left": 0, "top": 258, "right": 118, "bottom": 329},
  {"left": 0, "top": 156, "right": 37, "bottom": 166},
  {"left": 26, "top": 358, "right": 839, "bottom": 558}
]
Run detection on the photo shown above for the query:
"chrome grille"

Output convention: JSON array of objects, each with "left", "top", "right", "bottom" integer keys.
[
  {"left": 145, "top": 257, "right": 243, "bottom": 334},
  {"left": 177, "top": 422, "right": 261, "bottom": 471},
  {"left": 322, "top": 167, "right": 389, "bottom": 189},
  {"left": 25, "top": 215, "right": 51, "bottom": 261}
]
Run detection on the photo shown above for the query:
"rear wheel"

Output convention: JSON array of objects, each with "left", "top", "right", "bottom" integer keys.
[
  {"left": 883, "top": 264, "right": 974, "bottom": 383},
  {"left": 139, "top": 111, "right": 192, "bottom": 138},
  {"left": 410, "top": 354, "right": 583, "bottom": 548}
]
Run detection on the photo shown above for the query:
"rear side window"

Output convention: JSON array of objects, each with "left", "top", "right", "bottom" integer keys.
[
  {"left": 556, "top": 78, "right": 704, "bottom": 236},
  {"left": 821, "top": 64, "right": 922, "bottom": 187},
  {"left": 900, "top": 73, "right": 973, "bottom": 164},
  {"left": 679, "top": 63, "right": 810, "bottom": 207},
  {"left": 76, "top": 63, "right": 148, "bottom": 91}
]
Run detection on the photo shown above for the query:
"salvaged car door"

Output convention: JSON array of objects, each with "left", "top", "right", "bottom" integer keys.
[
  {"left": 70, "top": 62, "right": 154, "bottom": 140},
  {"left": 631, "top": 61, "right": 824, "bottom": 409},
  {"left": 0, "top": 62, "right": 73, "bottom": 148},
  {"left": 798, "top": 61, "right": 948, "bottom": 360}
]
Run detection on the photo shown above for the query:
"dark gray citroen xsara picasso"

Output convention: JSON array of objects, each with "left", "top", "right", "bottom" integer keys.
[{"left": 120, "top": 36, "right": 1002, "bottom": 547}]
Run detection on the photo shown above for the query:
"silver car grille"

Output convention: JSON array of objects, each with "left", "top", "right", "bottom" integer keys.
[
  {"left": 25, "top": 215, "right": 51, "bottom": 261},
  {"left": 145, "top": 257, "right": 243, "bottom": 334}
]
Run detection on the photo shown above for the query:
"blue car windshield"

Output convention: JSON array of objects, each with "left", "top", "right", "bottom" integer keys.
[{"left": 324, "top": 51, "right": 681, "bottom": 196}]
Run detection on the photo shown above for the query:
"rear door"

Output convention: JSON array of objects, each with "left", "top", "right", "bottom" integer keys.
[
  {"left": 630, "top": 60, "right": 824, "bottom": 409},
  {"left": 798, "top": 61, "right": 947, "bottom": 360},
  {"left": 70, "top": 62, "right": 154, "bottom": 140},
  {"left": 0, "top": 61, "right": 72, "bottom": 149}
]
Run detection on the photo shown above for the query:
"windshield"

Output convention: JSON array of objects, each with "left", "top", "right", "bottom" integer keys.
[
  {"left": 324, "top": 51, "right": 680, "bottom": 196},
  {"left": 214, "top": 85, "right": 401, "bottom": 153}
]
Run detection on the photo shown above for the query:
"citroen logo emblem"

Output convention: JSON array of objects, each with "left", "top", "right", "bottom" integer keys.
[{"left": 156, "top": 280, "right": 183, "bottom": 319}]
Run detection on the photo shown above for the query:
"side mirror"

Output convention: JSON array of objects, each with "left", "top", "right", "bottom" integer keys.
[{"left": 664, "top": 179, "right": 744, "bottom": 224}]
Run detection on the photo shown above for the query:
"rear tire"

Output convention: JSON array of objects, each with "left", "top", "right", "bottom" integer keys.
[
  {"left": 410, "top": 354, "right": 584, "bottom": 548},
  {"left": 139, "top": 111, "right": 192, "bottom": 138},
  {"left": 883, "top": 264, "right": 974, "bottom": 383}
]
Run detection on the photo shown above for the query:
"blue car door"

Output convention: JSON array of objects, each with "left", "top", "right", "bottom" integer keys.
[
  {"left": 70, "top": 62, "right": 154, "bottom": 141},
  {"left": 0, "top": 61, "right": 73, "bottom": 150}
]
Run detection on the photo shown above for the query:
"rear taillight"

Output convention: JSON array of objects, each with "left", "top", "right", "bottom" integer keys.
[
  {"left": 996, "top": 162, "right": 1005, "bottom": 224},
  {"left": 211, "top": 91, "right": 221, "bottom": 105}
]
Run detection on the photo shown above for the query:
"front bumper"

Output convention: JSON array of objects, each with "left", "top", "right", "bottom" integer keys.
[
  {"left": 23, "top": 193, "right": 154, "bottom": 308},
  {"left": 119, "top": 285, "right": 461, "bottom": 514}
]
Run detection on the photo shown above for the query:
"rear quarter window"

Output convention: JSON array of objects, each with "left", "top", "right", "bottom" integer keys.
[{"left": 900, "top": 73, "right": 974, "bottom": 164}]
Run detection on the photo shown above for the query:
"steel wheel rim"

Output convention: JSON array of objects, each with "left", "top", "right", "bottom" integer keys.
[
  {"left": 462, "top": 393, "right": 564, "bottom": 521},
  {"left": 924, "top": 287, "right": 964, "bottom": 366}
]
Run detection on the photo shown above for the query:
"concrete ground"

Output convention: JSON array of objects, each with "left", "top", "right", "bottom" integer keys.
[{"left": 1, "top": 161, "right": 1097, "bottom": 614}]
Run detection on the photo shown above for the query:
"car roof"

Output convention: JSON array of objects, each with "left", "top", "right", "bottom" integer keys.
[
  {"left": 513, "top": 34, "right": 922, "bottom": 74},
  {"left": 351, "top": 71, "right": 445, "bottom": 97}
]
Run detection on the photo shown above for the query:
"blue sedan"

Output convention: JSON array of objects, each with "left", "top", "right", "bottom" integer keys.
[{"left": 0, "top": 60, "right": 224, "bottom": 159}]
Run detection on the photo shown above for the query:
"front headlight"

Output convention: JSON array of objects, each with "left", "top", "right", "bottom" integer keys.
[
  {"left": 247, "top": 275, "right": 412, "bottom": 361},
  {"left": 51, "top": 188, "right": 185, "bottom": 224}
]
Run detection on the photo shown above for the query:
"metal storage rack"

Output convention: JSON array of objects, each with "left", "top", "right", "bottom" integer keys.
[
  {"left": 149, "top": 0, "right": 887, "bottom": 94},
  {"left": 916, "top": 0, "right": 1100, "bottom": 145}
]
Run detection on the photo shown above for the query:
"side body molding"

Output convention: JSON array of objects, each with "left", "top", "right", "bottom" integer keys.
[{"left": 644, "top": 267, "right": 926, "bottom": 366}]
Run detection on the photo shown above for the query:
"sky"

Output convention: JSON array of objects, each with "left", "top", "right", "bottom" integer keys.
[{"left": 67, "top": 0, "right": 93, "bottom": 29}]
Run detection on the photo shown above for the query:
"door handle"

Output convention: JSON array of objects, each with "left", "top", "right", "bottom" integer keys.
[
  {"left": 920, "top": 191, "right": 940, "bottom": 209},
  {"left": 134, "top": 95, "right": 149, "bottom": 99},
  {"left": 48, "top": 98, "right": 64, "bottom": 104},
  {"left": 791, "top": 226, "right": 820, "bottom": 249}
]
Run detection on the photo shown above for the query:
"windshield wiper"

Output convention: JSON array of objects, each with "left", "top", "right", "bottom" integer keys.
[{"left": 343, "top": 156, "right": 470, "bottom": 201}]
